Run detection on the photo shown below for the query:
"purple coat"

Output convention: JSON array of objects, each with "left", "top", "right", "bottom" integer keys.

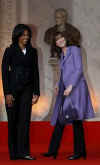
[{"left": 51, "top": 46, "right": 95, "bottom": 126}]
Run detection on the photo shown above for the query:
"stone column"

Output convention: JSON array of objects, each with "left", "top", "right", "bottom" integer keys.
[
  {"left": 18, "top": 0, "right": 29, "bottom": 24},
  {"left": 0, "top": 0, "right": 17, "bottom": 121},
  {"left": 44, "top": 57, "right": 60, "bottom": 120},
  {"left": 0, "top": 0, "right": 17, "bottom": 52}
]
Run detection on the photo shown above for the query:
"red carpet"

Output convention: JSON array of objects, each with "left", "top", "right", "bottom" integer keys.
[{"left": 0, "top": 121, "right": 100, "bottom": 164}]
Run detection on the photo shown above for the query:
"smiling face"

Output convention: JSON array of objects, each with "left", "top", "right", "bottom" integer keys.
[
  {"left": 18, "top": 30, "right": 30, "bottom": 47},
  {"left": 55, "top": 34, "right": 66, "bottom": 48}
]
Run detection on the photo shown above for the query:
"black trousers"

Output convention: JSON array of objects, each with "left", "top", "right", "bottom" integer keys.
[
  {"left": 48, "top": 120, "right": 86, "bottom": 156},
  {"left": 6, "top": 86, "right": 33, "bottom": 159}
]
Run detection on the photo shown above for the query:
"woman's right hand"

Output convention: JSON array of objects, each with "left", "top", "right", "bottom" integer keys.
[
  {"left": 5, "top": 94, "right": 15, "bottom": 107},
  {"left": 54, "top": 86, "right": 59, "bottom": 95}
]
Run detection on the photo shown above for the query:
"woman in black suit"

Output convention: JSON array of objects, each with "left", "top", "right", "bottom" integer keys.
[{"left": 2, "top": 24, "right": 40, "bottom": 160}]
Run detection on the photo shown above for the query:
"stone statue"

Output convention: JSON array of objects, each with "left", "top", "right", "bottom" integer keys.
[{"left": 44, "top": 8, "right": 81, "bottom": 58}]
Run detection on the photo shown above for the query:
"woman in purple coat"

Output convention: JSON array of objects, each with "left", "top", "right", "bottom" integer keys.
[{"left": 43, "top": 32, "right": 95, "bottom": 160}]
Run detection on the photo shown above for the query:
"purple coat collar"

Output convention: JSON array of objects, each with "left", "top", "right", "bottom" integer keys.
[{"left": 60, "top": 46, "right": 71, "bottom": 68}]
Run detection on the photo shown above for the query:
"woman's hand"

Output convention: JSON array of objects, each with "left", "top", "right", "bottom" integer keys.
[
  {"left": 54, "top": 86, "right": 59, "bottom": 95},
  {"left": 32, "top": 95, "right": 39, "bottom": 105},
  {"left": 64, "top": 85, "right": 72, "bottom": 96},
  {"left": 5, "top": 94, "right": 15, "bottom": 107}
]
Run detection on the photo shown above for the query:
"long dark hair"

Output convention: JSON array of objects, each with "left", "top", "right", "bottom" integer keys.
[
  {"left": 12, "top": 24, "right": 32, "bottom": 46},
  {"left": 52, "top": 31, "right": 80, "bottom": 58},
  {"left": 52, "top": 31, "right": 70, "bottom": 58}
]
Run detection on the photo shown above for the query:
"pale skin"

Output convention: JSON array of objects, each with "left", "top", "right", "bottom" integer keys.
[
  {"left": 54, "top": 34, "right": 73, "bottom": 96},
  {"left": 6, "top": 30, "right": 39, "bottom": 107}
]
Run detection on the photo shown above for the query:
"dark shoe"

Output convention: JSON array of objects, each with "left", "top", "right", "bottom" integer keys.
[
  {"left": 67, "top": 154, "right": 86, "bottom": 160},
  {"left": 18, "top": 155, "right": 36, "bottom": 160},
  {"left": 42, "top": 152, "right": 57, "bottom": 159}
]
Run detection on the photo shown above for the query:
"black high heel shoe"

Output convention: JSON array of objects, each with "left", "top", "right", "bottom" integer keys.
[
  {"left": 42, "top": 152, "right": 57, "bottom": 159},
  {"left": 67, "top": 153, "right": 86, "bottom": 160}
]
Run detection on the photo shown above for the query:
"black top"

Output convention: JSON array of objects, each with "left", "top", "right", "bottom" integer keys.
[{"left": 1, "top": 44, "right": 40, "bottom": 96}]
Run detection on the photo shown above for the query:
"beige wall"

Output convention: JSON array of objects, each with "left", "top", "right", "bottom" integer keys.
[{"left": 0, "top": 0, "right": 100, "bottom": 121}]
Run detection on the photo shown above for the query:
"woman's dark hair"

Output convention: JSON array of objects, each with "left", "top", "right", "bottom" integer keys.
[
  {"left": 52, "top": 31, "right": 80, "bottom": 58},
  {"left": 52, "top": 31, "right": 70, "bottom": 58},
  {"left": 12, "top": 24, "right": 32, "bottom": 45}
]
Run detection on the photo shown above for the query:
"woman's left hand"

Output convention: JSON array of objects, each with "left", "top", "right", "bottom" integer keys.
[
  {"left": 64, "top": 85, "right": 72, "bottom": 96},
  {"left": 32, "top": 95, "right": 39, "bottom": 104}
]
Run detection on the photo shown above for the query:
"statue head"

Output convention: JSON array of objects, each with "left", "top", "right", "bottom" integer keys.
[{"left": 55, "top": 8, "right": 68, "bottom": 26}]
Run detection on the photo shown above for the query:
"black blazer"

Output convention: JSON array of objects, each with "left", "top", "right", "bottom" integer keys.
[{"left": 2, "top": 44, "right": 40, "bottom": 96}]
